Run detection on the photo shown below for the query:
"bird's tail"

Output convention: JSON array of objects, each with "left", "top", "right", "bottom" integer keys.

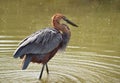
[{"left": 22, "top": 55, "right": 32, "bottom": 70}]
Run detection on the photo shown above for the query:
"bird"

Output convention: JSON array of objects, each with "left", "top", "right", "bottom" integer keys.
[{"left": 13, "top": 13, "right": 78, "bottom": 80}]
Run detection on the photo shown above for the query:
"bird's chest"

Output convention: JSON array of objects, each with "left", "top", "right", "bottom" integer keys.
[{"left": 60, "top": 33, "right": 70, "bottom": 50}]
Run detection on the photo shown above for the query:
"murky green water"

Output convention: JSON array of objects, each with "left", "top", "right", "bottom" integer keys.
[{"left": 0, "top": 0, "right": 120, "bottom": 83}]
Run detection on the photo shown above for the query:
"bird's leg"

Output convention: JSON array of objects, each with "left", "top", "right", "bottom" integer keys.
[
  {"left": 46, "top": 63, "right": 49, "bottom": 74},
  {"left": 39, "top": 64, "right": 45, "bottom": 80}
]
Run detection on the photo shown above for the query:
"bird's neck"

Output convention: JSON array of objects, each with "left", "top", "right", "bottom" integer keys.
[{"left": 52, "top": 20, "right": 71, "bottom": 36}]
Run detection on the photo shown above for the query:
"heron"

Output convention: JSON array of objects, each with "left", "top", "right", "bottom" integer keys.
[{"left": 13, "top": 13, "right": 78, "bottom": 80}]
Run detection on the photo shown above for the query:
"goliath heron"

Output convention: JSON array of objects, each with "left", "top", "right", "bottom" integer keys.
[{"left": 13, "top": 13, "right": 78, "bottom": 79}]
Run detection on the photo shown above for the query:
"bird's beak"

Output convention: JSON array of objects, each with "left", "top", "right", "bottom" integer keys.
[{"left": 63, "top": 17, "right": 78, "bottom": 27}]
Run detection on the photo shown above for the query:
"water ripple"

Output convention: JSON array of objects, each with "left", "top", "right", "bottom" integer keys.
[
  {"left": 0, "top": 36, "right": 120, "bottom": 83},
  {"left": 0, "top": 40, "right": 20, "bottom": 43}
]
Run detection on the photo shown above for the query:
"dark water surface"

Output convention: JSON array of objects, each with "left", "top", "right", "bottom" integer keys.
[{"left": 0, "top": 0, "right": 120, "bottom": 83}]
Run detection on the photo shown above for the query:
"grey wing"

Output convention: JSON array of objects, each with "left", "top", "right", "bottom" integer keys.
[{"left": 13, "top": 28, "right": 62, "bottom": 58}]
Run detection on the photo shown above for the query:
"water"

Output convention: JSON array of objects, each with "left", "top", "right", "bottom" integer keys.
[{"left": 0, "top": 0, "right": 120, "bottom": 83}]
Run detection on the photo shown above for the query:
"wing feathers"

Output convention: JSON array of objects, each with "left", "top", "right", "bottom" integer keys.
[{"left": 13, "top": 28, "right": 62, "bottom": 58}]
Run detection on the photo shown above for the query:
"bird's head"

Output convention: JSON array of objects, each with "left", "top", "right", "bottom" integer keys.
[{"left": 51, "top": 13, "right": 78, "bottom": 28}]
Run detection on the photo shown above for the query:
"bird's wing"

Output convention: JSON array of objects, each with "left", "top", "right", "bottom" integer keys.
[{"left": 13, "top": 28, "right": 62, "bottom": 58}]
